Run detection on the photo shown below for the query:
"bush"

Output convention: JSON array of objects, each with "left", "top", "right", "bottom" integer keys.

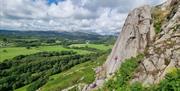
[
  {"left": 155, "top": 69, "right": 180, "bottom": 91},
  {"left": 2, "top": 50, "right": 7, "bottom": 52},
  {"left": 130, "top": 82, "right": 144, "bottom": 91},
  {"left": 152, "top": 7, "right": 168, "bottom": 34},
  {"left": 26, "top": 46, "right": 31, "bottom": 49},
  {"left": 102, "top": 54, "right": 144, "bottom": 90},
  {"left": 27, "top": 77, "right": 48, "bottom": 91}
]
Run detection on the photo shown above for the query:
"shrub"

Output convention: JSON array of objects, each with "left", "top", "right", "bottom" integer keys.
[
  {"left": 2, "top": 49, "right": 7, "bottom": 52},
  {"left": 102, "top": 54, "right": 144, "bottom": 90},
  {"left": 152, "top": 7, "right": 169, "bottom": 34},
  {"left": 155, "top": 69, "right": 180, "bottom": 91},
  {"left": 27, "top": 76, "right": 48, "bottom": 91},
  {"left": 130, "top": 82, "right": 144, "bottom": 91}
]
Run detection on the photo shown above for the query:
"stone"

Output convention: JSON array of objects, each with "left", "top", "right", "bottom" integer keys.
[
  {"left": 143, "top": 59, "right": 157, "bottom": 72},
  {"left": 155, "top": 34, "right": 171, "bottom": 44},
  {"left": 143, "top": 75, "right": 154, "bottom": 85}
]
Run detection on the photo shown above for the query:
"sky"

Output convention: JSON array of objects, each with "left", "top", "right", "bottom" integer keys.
[{"left": 0, "top": 0, "right": 166, "bottom": 35}]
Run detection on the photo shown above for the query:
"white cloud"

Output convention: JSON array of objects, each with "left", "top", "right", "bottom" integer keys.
[{"left": 0, "top": 0, "right": 166, "bottom": 34}]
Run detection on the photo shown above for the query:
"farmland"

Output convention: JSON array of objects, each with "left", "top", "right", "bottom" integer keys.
[
  {"left": 0, "top": 45, "right": 90, "bottom": 62},
  {"left": 0, "top": 30, "right": 115, "bottom": 91}
]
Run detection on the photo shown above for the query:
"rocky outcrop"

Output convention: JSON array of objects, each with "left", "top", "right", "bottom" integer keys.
[
  {"left": 131, "top": 0, "right": 180, "bottom": 85},
  {"left": 104, "top": 5, "right": 155, "bottom": 77},
  {"left": 83, "top": 5, "right": 155, "bottom": 91},
  {"left": 83, "top": 0, "right": 179, "bottom": 90}
]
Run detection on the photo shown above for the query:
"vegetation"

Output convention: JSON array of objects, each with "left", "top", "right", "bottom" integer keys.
[
  {"left": 102, "top": 54, "right": 144, "bottom": 91},
  {"left": 0, "top": 29, "right": 115, "bottom": 91},
  {"left": 152, "top": 7, "right": 167, "bottom": 34},
  {"left": 0, "top": 50, "right": 103, "bottom": 91},
  {"left": 126, "top": 68, "right": 180, "bottom": 91},
  {"left": 152, "top": 68, "right": 180, "bottom": 91},
  {"left": 0, "top": 46, "right": 91, "bottom": 62},
  {"left": 0, "top": 30, "right": 114, "bottom": 62},
  {"left": 13, "top": 52, "right": 109, "bottom": 91},
  {"left": 69, "top": 44, "right": 113, "bottom": 51},
  {"left": 152, "top": 1, "right": 179, "bottom": 34},
  {"left": 101, "top": 54, "right": 180, "bottom": 91}
]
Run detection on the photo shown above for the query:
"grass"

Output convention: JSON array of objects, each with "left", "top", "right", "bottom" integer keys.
[
  {"left": 14, "top": 84, "right": 31, "bottom": 91},
  {"left": 37, "top": 45, "right": 90, "bottom": 54},
  {"left": 14, "top": 54, "right": 108, "bottom": 91},
  {"left": 152, "top": 7, "right": 167, "bottom": 34},
  {"left": 0, "top": 45, "right": 90, "bottom": 62},
  {"left": 102, "top": 54, "right": 144, "bottom": 91},
  {"left": 0, "top": 47, "right": 40, "bottom": 62},
  {"left": 40, "top": 54, "right": 107, "bottom": 91},
  {"left": 41, "top": 63, "right": 94, "bottom": 91},
  {"left": 69, "top": 44, "right": 113, "bottom": 51}
]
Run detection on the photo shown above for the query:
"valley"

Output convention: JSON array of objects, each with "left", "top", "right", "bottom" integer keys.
[
  {"left": 0, "top": 0, "right": 179, "bottom": 91},
  {"left": 0, "top": 30, "right": 114, "bottom": 91}
]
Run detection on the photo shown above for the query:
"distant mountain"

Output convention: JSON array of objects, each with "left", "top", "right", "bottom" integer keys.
[{"left": 0, "top": 30, "right": 105, "bottom": 41}]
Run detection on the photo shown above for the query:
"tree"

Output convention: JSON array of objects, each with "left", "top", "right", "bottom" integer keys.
[
  {"left": 26, "top": 46, "right": 31, "bottom": 49},
  {"left": 2, "top": 38, "right": 8, "bottom": 46},
  {"left": 2, "top": 50, "right": 7, "bottom": 52},
  {"left": 2, "top": 38, "right": 7, "bottom": 43}
]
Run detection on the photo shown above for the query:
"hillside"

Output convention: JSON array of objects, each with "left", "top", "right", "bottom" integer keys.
[
  {"left": 84, "top": 0, "right": 180, "bottom": 90},
  {"left": 0, "top": 30, "right": 114, "bottom": 91}
]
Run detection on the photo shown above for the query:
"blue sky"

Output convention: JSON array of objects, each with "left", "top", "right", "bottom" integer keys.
[
  {"left": 0, "top": 0, "right": 166, "bottom": 35},
  {"left": 47, "top": 0, "right": 65, "bottom": 5}
]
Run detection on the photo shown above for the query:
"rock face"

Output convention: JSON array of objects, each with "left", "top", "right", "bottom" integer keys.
[
  {"left": 84, "top": 5, "right": 155, "bottom": 91},
  {"left": 83, "top": 0, "right": 179, "bottom": 90},
  {"left": 131, "top": 0, "right": 180, "bottom": 85},
  {"left": 104, "top": 5, "right": 155, "bottom": 76}
]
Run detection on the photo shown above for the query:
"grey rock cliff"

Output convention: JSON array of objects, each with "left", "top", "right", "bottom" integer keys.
[
  {"left": 83, "top": 5, "right": 155, "bottom": 91},
  {"left": 83, "top": 0, "right": 179, "bottom": 90},
  {"left": 104, "top": 5, "right": 155, "bottom": 76},
  {"left": 131, "top": 0, "right": 180, "bottom": 85}
]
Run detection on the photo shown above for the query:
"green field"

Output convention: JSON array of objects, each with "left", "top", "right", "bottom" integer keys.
[
  {"left": 0, "top": 45, "right": 90, "bottom": 62},
  {"left": 0, "top": 44, "right": 113, "bottom": 62},
  {"left": 15, "top": 54, "right": 108, "bottom": 91},
  {"left": 15, "top": 84, "right": 30, "bottom": 91},
  {"left": 69, "top": 44, "right": 113, "bottom": 51}
]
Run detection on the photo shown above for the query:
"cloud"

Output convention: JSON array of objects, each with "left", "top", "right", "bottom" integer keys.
[{"left": 0, "top": 0, "right": 166, "bottom": 34}]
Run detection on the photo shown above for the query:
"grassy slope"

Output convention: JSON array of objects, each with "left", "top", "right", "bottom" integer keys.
[
  {"left": 0, "top": 45, "right": 90, "bottom": 62},
  {"left": 15, "top": 54, "right": 108, "bottom": 91},
  {"left": 69, "top": 44, "right": 113, "bottom": 51},
  {"left": 0, "top": 47, "right": 40, "bottom": 62},
  {"left": 15, "top": 85, "right": 30, "bottom": 91}
]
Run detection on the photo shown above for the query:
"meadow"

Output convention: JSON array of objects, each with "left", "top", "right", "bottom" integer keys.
[
  {"left": 0, "top": 45, "right": 85, "bottom": 62},
  {"left": 0, "top": 44, "right": 112, "bottom": 62}
]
